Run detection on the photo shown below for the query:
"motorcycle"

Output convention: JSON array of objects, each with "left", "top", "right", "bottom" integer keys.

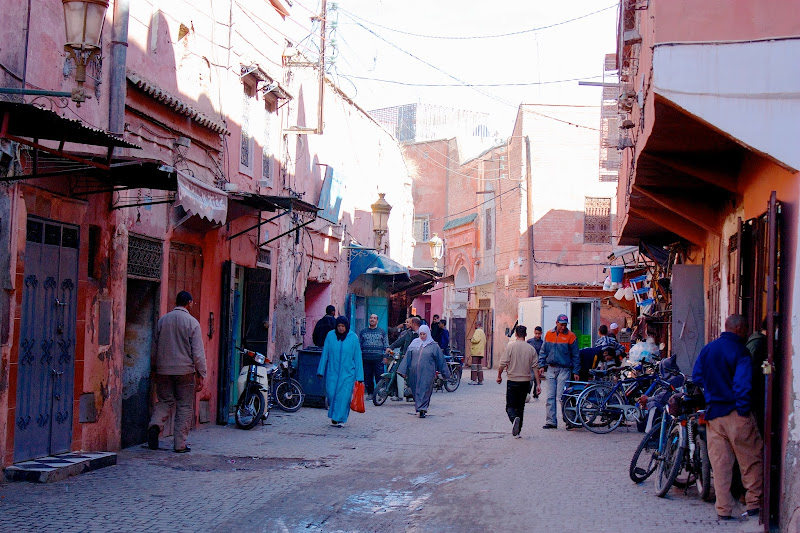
[
  {"left": 235, "top": 347, "right": 273, "bottom": 429},
  {"left": 373, "top": 350, "right": 412, "bottom": 405},
  {"left": 270, "top": 343, "right": 305, "bottom": 412},
  {"left": 434, "top": 350, "right": 463, "bottom": 392}
]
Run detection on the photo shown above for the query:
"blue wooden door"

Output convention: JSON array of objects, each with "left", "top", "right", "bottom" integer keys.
[
  {"left": 14, "top": 218, "right": 78, "bottom": 461},
  {"left": 366, "top": 297, "right": 389, "bottom": 332}
]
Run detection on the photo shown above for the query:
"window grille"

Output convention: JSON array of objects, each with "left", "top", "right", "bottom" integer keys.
[
  {"left": 485, "top": 208, "right": 493, "bottom": 250},
  {"left": 262, "top": 102, "right": 273, "bottom": 182},
  {"left": 584, "top": 197, "right": 611, "bottom": 244},
  {"left": 413, "top": 216, "right": 430, "bottom": 242},
  {"left": 128, "top": 235, "right": 163, "bottom": 281},
  {"left": 241, "top": 82, "right": 254, "bottom": 169}
]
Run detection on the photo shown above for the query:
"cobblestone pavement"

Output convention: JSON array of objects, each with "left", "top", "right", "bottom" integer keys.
[{"left": 0, "top": 371, "right": 763, "bottom": 532}]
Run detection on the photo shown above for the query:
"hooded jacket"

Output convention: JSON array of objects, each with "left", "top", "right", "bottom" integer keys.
[{"left": 538, "top": 326, "right": 579, "bottom": 374}]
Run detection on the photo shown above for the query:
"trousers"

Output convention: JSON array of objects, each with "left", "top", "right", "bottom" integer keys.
[
  {"left": 544, "top": 366, "right": 571, "bottom": 426},
  {"left": 470, "top": 356, "right": 484, "bottom": 383},
  {"left": 706, "top": 411, "right": 763, "bottom": 517},
  {"left": 362, "top": 359, "right": 384, "bottom": 395},
  {"left": 149, "top": 374, "right": 195, "bottom": 451},
  {"left": 506, "top": 380, "right": 533, "bottom": 429}
]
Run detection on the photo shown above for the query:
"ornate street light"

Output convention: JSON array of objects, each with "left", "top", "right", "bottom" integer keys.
[
  {"left": 429, "top": 233, "right": 444, "bottom": 272},
  {"left": 63, "top": 0, "right": 109, "bottom": 105},
  {"left": 370, "top": 192, "right": 392, "bottom": 251}
]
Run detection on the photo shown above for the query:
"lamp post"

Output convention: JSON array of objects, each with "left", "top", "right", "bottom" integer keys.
[
  {"left": 63, "top": 0, "right": 110, "bottom": 105},
  {"left": 429, "top": 233, "right": 443, "bottom": 272},
  {"left": 370, "top": 192, "right": 392, "bottom": 252}
]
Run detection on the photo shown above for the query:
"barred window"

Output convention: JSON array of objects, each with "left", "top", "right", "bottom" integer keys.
[
  {"left": 240, "top": 81, "right": 255, "bottom": 171},
  {"left": 584, "top": 197, "right": 611, "bottom": 244},
  {"left": 485, "top": 207, "right": 493, "bottom": 250},
  {"left": 413, "top": 215, "right": 430, "bottom": 242}
]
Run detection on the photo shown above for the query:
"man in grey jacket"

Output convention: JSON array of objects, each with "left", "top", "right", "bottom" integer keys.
[{"left": 148, "top": 291, "right": 206, "bottom": 453}]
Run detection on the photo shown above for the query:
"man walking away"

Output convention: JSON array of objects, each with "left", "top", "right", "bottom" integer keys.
[
  {"left": 437, "top": 319, "right": 450, "bottom": 356},
  {"left": 538, "top": 314, "right": 579, "bottom": 429},
  {"left": 148, "top": 291, "right": 206, "bottom": 453},
  {"left": 497, "top": 326, "right": 540, "bottom": 437},
  {"left": 527, "top": 326, "right": 543, "bottom": 398},
  {"left": 312, "top": 305, "right": 337, "bottom": 348},
  {"left": 359, "top": 313, "right": 389, "bottom": 396},
  {"left": 469, "top": 321, "right": 487, "bottom": 384},
  {"left": 693, "top": 314, "right": 763, "bottom": 521}
]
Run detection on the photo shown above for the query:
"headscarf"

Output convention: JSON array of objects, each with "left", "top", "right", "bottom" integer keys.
[
  {"left": 408, "top": 325, "right": 435, "bottom": 352},
  {"left": 335, "top": 316, "right": 349, "bottom": 341}
]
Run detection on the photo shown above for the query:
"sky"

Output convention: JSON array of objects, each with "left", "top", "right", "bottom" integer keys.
[{"left": 290, "top": 0, "right": 620, "bottom": 137}]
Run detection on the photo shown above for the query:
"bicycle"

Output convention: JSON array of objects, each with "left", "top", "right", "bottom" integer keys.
[
  {"left": 576, "top": 365, "right": 679, "bottom": 434},
  {"left": 654, "top": 388, "right": 711, "bottom": 499}
]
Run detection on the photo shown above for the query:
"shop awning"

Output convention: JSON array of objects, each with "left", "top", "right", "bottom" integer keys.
[
  {"left": 0, "top": 101, "right": 140, "bottom": 173},
  {"left": 385, "top": 269, "right": 444, "bottom": 301},
  {"left": 348, "top": 246, "right": 410, "bottom": 285},
  {"left": 226, "top": 192, "right": 320, "bottom": 244},
  {"left": 175, "top": 171, "right": 227, "bottom": 225}
]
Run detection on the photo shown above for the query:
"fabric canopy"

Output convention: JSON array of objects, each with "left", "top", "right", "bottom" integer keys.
[
  {"left": 175, "top": 170, "right": 227, "bottom": 225},
  {"left": 348, "top": 245, "right": 409, "bottom": 285}
]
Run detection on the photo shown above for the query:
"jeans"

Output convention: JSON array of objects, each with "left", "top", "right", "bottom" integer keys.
[
  {"left": 362, "top": 359, "right": 384, "bottom": 395},
  {"left": 544, "top": 366, "right": 571, "bottom": 426},
  {"left": 506, "top": 380, "right": 533, "bottom": 429},
  {"left": 149, "top": 374, "right": 195, "bottom": 451}
]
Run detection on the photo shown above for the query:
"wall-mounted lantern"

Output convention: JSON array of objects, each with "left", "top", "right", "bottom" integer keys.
[
  {"left": 63, "top": 0, "right": 109, "bottom": 105},
  {"left": 429, "top": 233, "right": 444, "bottom": 272},
  {"left": 370, "top": 192, "right": 392, "bottom": 251}
]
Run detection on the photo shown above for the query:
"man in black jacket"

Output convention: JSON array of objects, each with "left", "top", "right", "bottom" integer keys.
[{"left": 312, "top": 305, "right": 337, "bottom": 347}]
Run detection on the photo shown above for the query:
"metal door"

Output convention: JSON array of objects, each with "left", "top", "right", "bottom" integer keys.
[
  {"left": 671, "top": 264, "right": 705, "bottom": 374},
  {"left": 15, "top": 218, "right": 78, "bottom": 461},
  {"left": 451, "top": 317, "right": 466, "bottom": 355},
  {"left": 242, "top": 267, "right": 271, "bottom": 351}
]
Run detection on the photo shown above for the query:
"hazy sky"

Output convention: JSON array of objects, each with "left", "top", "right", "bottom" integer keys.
[{"left": 291, "top": 0, "right": 619, "bottom": 135}]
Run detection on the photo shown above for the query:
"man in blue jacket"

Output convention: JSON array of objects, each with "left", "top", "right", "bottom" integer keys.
[
  {"left": 692, "top": 314, "right": 763, "bottom": 521},
  {"left": 538, "top": 314, "right": 579, "bottom": 429}
]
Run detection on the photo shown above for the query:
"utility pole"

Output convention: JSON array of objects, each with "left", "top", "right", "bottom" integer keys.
[{"left": 316, "top": 0, "right": 327, "bottom": 135}]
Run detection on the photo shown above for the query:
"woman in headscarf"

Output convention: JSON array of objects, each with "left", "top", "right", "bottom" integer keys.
[
  {"left": 398, "top": 325, "right": 450, "bottom": 418},
  {"left": 317, "top": 316, "right": 364, "bottom": 427}
]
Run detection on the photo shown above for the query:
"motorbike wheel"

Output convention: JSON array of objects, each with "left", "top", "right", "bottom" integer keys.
[
  {"left": 444, "top": 366, "right": 461, "bottom": 392},
  {"left": 274, "top": 379, "right": 304, "bottom": 412},
  {"left": 697, "top": 435, "right": 713, "bottom": 501},
  {"left": 373, "top": 377, "right": 391, "bottom": 406},
  {"left": 235, "top": 387, "right": 267, "bottom": 430}
]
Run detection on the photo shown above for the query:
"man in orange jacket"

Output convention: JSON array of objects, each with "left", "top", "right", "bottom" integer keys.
[{"left": 538, "top": 314, "right": 579, "bottom": 429}]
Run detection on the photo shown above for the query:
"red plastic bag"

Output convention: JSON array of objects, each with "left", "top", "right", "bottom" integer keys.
[{"left": 350, "top": 381, "right": 366, "bottom": 413}]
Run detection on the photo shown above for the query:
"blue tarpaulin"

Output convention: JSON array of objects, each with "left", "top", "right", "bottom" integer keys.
[{"left": 348, "top": 245, "right": 410, "bottom": 285}]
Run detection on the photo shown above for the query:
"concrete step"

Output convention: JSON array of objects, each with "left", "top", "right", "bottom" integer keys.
[{"left": 4, "top": 452, "right": 116, "bottom": 483}]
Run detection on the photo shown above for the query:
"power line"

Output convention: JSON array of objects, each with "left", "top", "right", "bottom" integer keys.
[
  {"left": 338, "top": 4, "right": 617, "bottom": 40},
  {"left": 343, "top": 74, "right": 604, "bottom": 87},
  {"left": 430, "top": 185, "right": 521, "bottom": 222}
]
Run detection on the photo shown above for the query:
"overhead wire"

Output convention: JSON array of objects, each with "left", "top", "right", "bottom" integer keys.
[
  {"left": 340, "top": 74, "right": 605, "bottom": 87},
  {"left": 338, "top": 4, "right": 617, "bottom": 40}
]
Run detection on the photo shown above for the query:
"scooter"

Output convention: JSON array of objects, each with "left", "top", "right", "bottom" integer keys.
[
  {"left": 433, "top": 350, "right": 464, "bottom": 392},
  {"left": 235, "top": 347, "right": 274, "bottom": 429},
  {"left": 372, "top": 350, "right": 412, "bottom": 405},
  {"left": 270, "top": 343, "right": 305, "bottom": 412}
]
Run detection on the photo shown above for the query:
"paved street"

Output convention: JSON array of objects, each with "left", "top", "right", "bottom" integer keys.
[{"left": 0, "top": 371, "right": 761, "bottom": 532}]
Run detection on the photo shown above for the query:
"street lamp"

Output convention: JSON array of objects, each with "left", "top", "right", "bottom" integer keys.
[
  {"left": 429, "top": 233, "right": 443, "bottom": 272},
  {"left": 370, "top": 192, "right": 392, "bottom": 251},
  {"left": 63, "top": 0, "right": 109, "bottom": 105}
]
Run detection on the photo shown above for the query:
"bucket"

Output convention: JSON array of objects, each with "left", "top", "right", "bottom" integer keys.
[{"left": 609, "top": 265, "right": 624, "bottom": 283}]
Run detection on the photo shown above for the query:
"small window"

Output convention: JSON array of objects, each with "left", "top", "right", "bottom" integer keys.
[
  {"left": 261, "top": 97, "right": 275, "bottom": 185},
  {"left": 62, "top": 227, "right": 79, "bottom": 248},
  {"left": 413, "top": 215, "right": 430, "bottom": 242},
  {"left": 584, "top": 197, "right": 612, "bottom": 244},
  {"left": 257, "top": 248, "right": 271, "bottom": 267},
  {"left": 240, "top": 81, "right": 255, "bottom": 173},
  {"left": 485, "top": 208, "right": 493, "bottom": 250},
  {"left": 44, "top": 224, "right": 61, "bottom": 246},
  {"left": 26, "top": 220, "right": 43, "bottom": 243}
]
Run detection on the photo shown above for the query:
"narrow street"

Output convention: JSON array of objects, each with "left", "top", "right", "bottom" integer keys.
[{"left": 0, "top": 372, "right": 761, "bottom": 533}]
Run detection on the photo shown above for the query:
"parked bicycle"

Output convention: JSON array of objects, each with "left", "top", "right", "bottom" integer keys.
[
  {"left": 653, "top": 385, "right": 711, "bottom": 500},
  {"left": 576, "top": 364, "right": 679, "bottom": 434},
  {"left": 434, "top": 350, "right": 464, "bottom": 392}
]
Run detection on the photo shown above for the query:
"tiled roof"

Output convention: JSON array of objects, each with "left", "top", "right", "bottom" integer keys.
[
  {"left": 127, "top": 72, "right": 230, "bottom": 135},
  {"left": 442, "top": 213, "right": 477, "bottom": 231}
]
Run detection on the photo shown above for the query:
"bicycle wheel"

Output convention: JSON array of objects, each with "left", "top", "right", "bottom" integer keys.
[
  {"left": 444, "top": 366, "right": 461, "bottom": 392},
  {"left": 655, "top": 422, "right": 686, "bottom": 497},
  {"left": 235, "top": 387, "right": 267, "bottom": 429},
  {"left": 562, "top": 395, "right": 581, "bottom": 427},
  {"left": 373, "top": 377, "right": 390, "bottom": 406},
  {"left": 697, "top": 434, "right": 712, "bottom": 501},
  {"left": 274, "top": 379, "right": 304, "bottom": 412},
  {"left": 578, "top": 386, "right": 625, "bottom": 434},
  {"left": 630, "top": 423, "right": 661, "bottom": 483}
]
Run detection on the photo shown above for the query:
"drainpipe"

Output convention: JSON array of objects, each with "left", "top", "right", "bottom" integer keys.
[
  {"left": 109, "top": 0, "right": 130, "bottom": 136},
  {"left": 525, "top": 135, "right": 534, "bottom": 297}
]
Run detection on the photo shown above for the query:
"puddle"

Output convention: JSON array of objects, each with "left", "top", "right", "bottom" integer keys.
[
  {"left": 410, "top": 473, "right": 438, "bottom": 485},
  {"left": 438, "top": 473, "right": 468, "bottom": 484},
  {"left": 342, "top": 488, "right": 429, "bottom": 514}
]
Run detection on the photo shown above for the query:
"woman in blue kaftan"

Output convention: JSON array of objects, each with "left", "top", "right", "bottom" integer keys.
[{"left": 317, "top": 316, "right": 364, "bottom": 426}]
